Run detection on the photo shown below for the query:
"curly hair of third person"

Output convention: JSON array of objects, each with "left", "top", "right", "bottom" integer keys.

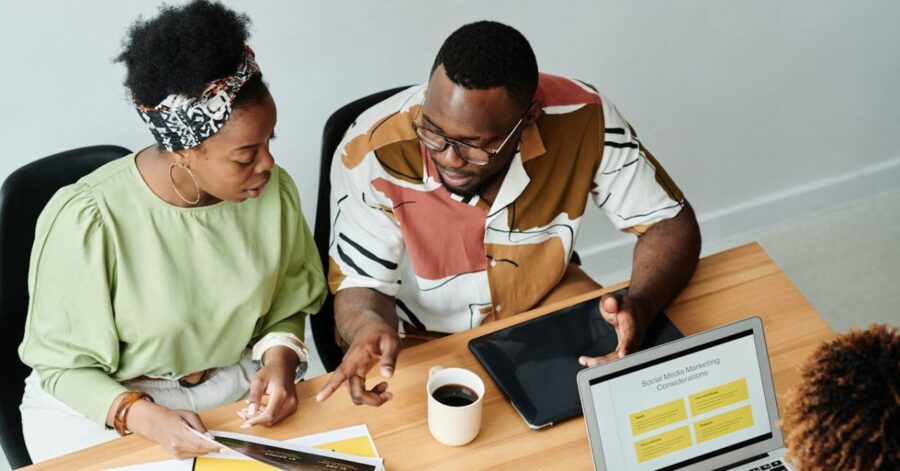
[{"left": 783, "top": 324, "right": 899, "bottom": 470}]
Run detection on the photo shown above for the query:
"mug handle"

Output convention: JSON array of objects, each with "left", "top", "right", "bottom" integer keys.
[{"left": 429, "top": 365, "right": 444, "bottom": 378}]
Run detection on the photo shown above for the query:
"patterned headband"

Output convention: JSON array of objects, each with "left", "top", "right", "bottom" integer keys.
[{"left": 135, "top": 47, "right": 261, "bottom": 151}]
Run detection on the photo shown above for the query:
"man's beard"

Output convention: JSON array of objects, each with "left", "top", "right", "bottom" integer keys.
[
  {"left": 435, "top": 158, "right": 511, "bottom": 200},
  {"left": 443, "top": 172, "right": 496, "bottom": 198}
]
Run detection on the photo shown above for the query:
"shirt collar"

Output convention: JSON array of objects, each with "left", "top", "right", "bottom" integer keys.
[
  {"left": 519, "top": 122, "right": 547, "bottom": 162},
  {"left": 488, "top": 152, "right": 531, "bottom": 217}
]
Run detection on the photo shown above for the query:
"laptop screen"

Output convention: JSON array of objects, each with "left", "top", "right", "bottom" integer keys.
[{"left": 587, "top": 329, "right": 773, "bottom": 470}]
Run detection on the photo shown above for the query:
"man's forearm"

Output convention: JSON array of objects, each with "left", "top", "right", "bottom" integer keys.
[
  {"left": 627, "top": 202, "right": 701, "bottom": 317},
  {"left": 334, "top": 287, "right": 399, "bottom": 344}
]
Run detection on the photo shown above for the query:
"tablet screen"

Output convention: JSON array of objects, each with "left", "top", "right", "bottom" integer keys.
[{"left": 469, "top": 294, "right": 683, "bottom": 428}]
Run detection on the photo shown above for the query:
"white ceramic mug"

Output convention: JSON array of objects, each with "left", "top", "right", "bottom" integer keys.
[{"left": 426, "top": 366, "right": 485, "bottom": 446}]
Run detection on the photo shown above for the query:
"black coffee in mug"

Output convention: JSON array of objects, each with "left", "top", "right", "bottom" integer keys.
[{"left": 432, "top": 384, "right": 479, "bottom": 407}]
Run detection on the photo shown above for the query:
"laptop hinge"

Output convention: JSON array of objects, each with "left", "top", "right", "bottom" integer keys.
[{"left": 711, "top": 452, "right": 769, "bottom": 471}]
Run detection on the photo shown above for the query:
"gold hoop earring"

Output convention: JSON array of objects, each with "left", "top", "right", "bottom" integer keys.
[{"left": 169, "top": 163, "right": 201, "bottom": 205}]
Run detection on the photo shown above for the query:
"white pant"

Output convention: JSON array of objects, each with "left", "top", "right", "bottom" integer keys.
[{"left": 21, "top": 353, "right": 257, "bottom": 463}]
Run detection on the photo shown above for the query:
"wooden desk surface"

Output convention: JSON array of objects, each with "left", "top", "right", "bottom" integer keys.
[{"left": 29, "top": 243, "right": 836, "bottom": 470}]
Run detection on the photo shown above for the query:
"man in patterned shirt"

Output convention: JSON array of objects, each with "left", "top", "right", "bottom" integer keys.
[{"left": 317, "top": 21, "right": 701, "bottom": 406}]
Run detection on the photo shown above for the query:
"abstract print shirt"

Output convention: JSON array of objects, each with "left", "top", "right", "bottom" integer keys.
[{"left": 328, "top": 74, "right": 684, "bottom": 334}]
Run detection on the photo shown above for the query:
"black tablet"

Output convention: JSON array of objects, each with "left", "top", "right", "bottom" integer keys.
[{"left": 468, "top": 289, "right": 684, "bottom": 429}]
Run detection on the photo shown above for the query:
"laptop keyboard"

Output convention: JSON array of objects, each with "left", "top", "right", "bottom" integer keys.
[{"left": 747, "top": 459, "right": 787, "bottom": 471}]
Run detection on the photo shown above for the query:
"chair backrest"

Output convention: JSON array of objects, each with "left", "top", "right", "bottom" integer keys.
[
  {"left": 313, "top": 87, "right": 412, "bottom": 372},
  {"left": 0, "top": 145, "right": 131, "bottom": 468}
]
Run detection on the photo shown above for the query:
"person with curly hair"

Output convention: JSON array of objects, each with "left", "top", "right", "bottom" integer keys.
[
  {"left": 783, "top": 324, "right": 899, "bottom": 470},
  {"left": 18, "top": 1, "right": 326, "bottom": 462}
]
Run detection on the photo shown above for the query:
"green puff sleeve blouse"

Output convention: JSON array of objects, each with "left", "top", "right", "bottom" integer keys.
[{"left": 18, "top": 153, "right": 326, "bottom": 425}]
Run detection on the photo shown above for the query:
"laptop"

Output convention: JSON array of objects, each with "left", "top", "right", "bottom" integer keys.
[
  {"left": 576, "top": 317, "right": 794, "bottom": 471},
  {"left": 468, "top": 288, "right": 683, "bottom": 429}
]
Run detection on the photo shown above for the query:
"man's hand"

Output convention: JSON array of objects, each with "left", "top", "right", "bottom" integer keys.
[
  {"left": 316, "top": 320, "right": 400, "bottom": 406},
  {"left": 239, "top": 346, "right": 300, "bottom": 428},
  {"left": 579, "top": 203, "right": 701, "bottom": 368},
  {"left": 578, "top": 293, "right": 653, "bottom": 367}
]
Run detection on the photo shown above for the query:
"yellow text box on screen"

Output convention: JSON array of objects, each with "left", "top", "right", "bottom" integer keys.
[
  {"left": 693, "top": 404, "right": 754, "bottom": 443},
  {"left": 689, "top": 378, "right": 749, "bottom": 416},
  {"left": 629, "top": 398, "right": 689, "bottom": 435},
  {"left": 634, "top": 426, "right": 693, "bottom": 463}
]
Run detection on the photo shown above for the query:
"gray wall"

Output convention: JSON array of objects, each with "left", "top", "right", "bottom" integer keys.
[{"left": 2, "top": 1, "right": 899, "bottom": 276}]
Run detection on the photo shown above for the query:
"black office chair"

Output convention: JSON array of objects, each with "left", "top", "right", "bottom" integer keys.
[
  {"left": 312, "top": 86, "right": 412, "bottom": 372},
  {"left": 0, "top": 145, "right": 131, "bottom": 468}
]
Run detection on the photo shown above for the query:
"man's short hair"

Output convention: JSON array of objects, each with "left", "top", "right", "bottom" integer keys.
[
  {"left": 432, "top": 21, "right": 538, "bottom": 109},
  {"left": 783, "top": 324, "right": 899, "bottom": 469}
]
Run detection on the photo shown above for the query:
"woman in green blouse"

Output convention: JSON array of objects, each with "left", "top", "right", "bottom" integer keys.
[{"left": 18, "top": 1, "right": 326, "bottom": 462}]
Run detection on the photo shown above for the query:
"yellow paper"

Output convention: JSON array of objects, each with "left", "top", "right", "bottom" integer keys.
[
  {"left": 194, "top": 457, "right": 274, "bottom": 470},
  {"left": 629, "top": 398, "right": 688, "bottom": 436},
  {"left": 634, "top": 425, "right": 693, "bottom": 463},
  {"left": 315, "top": 436, "right": 378, "bottom": 458},
  {"left": 193, "top": 425, "right": 378, "bottom": 470}
]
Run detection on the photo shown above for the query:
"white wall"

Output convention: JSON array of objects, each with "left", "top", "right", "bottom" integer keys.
[{"left": 2, "top": 1, "right": 899, "bottom": 277}]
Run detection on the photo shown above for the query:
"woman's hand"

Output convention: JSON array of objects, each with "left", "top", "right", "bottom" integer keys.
[
  {"left": 239, "top": 345, "right": 300, "bottom": 428},
  {"left": 126, "top": 400, "right": 224, "bottom": 459}
]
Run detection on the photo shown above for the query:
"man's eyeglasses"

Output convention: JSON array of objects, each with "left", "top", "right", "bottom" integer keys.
[{"left": 411, "top": 97, "right": 525, "bottom": 166}]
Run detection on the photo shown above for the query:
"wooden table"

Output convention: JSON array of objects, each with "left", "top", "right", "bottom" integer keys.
[{"left": 28, "top": 243, "right": 835, "bottom": 470}]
